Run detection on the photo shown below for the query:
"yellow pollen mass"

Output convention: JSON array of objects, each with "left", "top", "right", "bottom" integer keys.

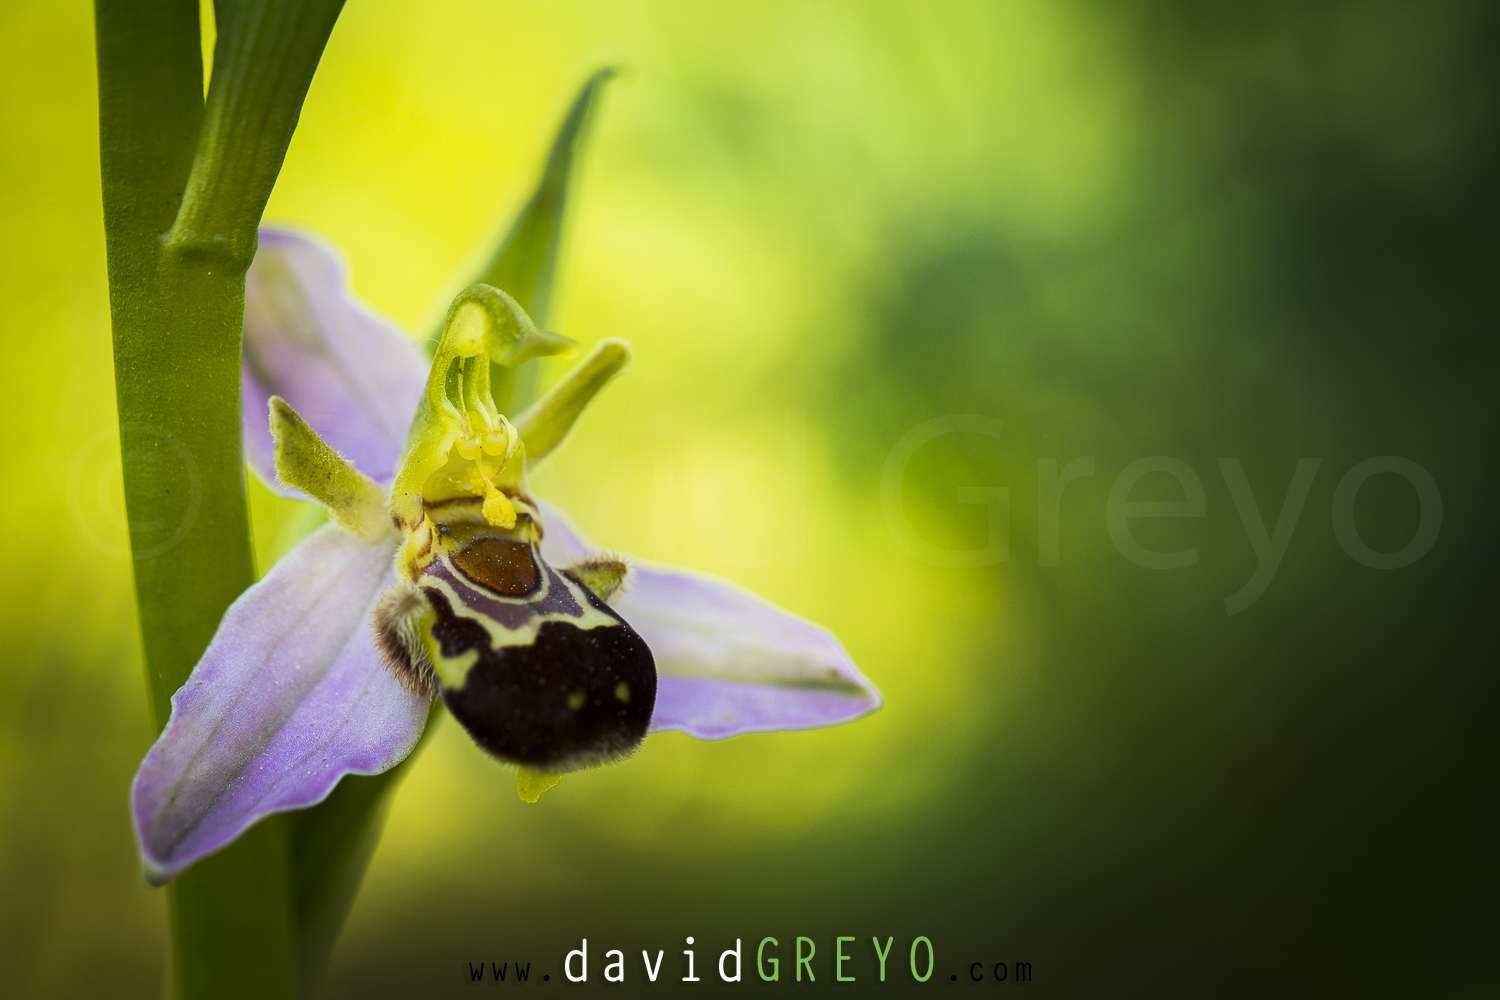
[{"left": 481, "top": 484, "right": 516, "bottom": 528}]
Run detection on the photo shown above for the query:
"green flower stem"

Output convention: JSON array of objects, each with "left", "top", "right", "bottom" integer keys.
[
  {"left": 287, "top": 705, "right": 443, "bottom": 996},
  {"left": 95, "top": 0, "right": 238, "bottom": 733},
  {"left": 169, "top": 817, "right": 299, "bottom": 999},
  {"left": 95, "top": 2, "right": 345, "bottom": 997}
]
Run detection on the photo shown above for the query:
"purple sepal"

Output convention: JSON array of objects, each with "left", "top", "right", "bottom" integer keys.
[
  {"left": 131, "top": 527, "right": 426, "bottom": 885},
  {"left": 536, "top": 502, "right": 880, "bottom": 740},
  {"left": 242, "top": 228, "right": 428, "bottom": 493},
  {"left": 653, "top": 676, "right": 879, "bottom": 740}
]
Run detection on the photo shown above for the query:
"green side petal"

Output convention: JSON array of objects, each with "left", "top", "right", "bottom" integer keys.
[
  {"left": 269, "top": 396, "right": 391, "bottom": 541},
  {"left": 515, "top": 338, "right": 632, "bottom": 469}
]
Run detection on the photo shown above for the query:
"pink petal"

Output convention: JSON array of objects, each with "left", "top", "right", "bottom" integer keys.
[
  {"left": 131, "top": 527, "right": 427, "bottom": 885},
  {"left": 242, "top": 228, "right": 428, "bottom": 492},
  {"left": 536, "top": 502, "right": 881, "bottom": 740}
]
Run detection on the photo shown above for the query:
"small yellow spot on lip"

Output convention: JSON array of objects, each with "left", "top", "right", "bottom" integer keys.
[
  {"left": 567, "top": 689, "right": 586, "bottom": 711},
  {"left": 517, "top": 767, "right": 562, "bottom": 803},
  {"left": 614, "top": 681, "right": 630, "bottom": 703}
]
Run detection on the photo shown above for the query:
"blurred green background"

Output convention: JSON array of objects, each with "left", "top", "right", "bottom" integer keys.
[{"left": 2, "top": 0, "right": 1495, "bottom": 995}]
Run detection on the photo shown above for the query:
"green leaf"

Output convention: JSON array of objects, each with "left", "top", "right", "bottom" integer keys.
[
  {"left": 168, "top": 0, "right": 348, "bottom": 270},
  {"left": 443, "top": 67, "right": 616, "bottom": 414}
]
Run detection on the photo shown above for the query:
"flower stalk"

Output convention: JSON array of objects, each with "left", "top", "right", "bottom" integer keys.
[{"left": 95, "top": 1, "right": 347, "bottom": 996}]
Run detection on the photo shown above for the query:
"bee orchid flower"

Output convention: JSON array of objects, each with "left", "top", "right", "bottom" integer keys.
[{"left": 131, "top": 229, "right": 881, "bottom": 886}]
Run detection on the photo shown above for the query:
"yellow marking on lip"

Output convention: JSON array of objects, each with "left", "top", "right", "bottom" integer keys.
[
  {"left": 420, "top": 568, "right": 619, "bottom": 654},
  {"left": 614, "top": 681, "right": 630, "bottom": 703},
  {"left": 428, "top": 641, "right": 479, "bottom": 692},
  {"left": 517, "top": 766, "right": 562, "bottom": 803},
  {"left": 567, "top": 689, "right": 586, "bottom": 711}
]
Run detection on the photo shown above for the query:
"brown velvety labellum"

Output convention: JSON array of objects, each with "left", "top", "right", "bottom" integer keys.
[
  {"left": 451, "top": 536, "right": 540, "bottom": 596},
  {"left": 425, "top": 586, "right": 657, "bottom": 771}
]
